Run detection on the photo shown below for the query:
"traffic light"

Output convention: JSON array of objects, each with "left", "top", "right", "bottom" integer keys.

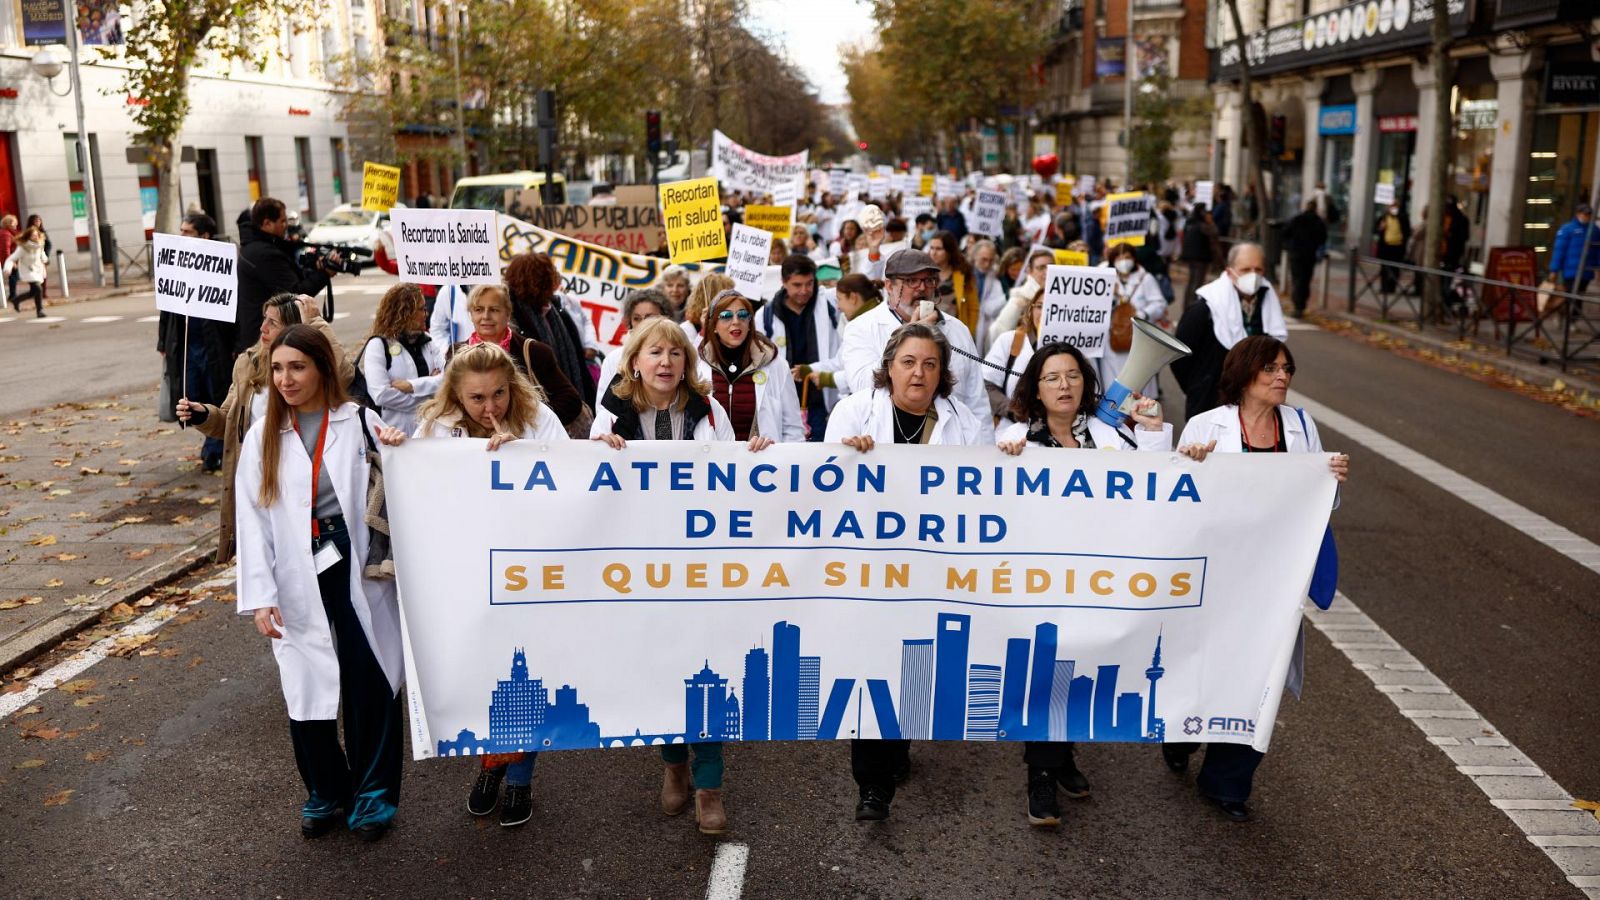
[
  {"left": 646, "top": 110, "right": 662, "bottom": 156},
  {"left": 1268, "top": 115, "right": 1286, "bottom": 158},
  {"left": 857, "top": 141, "right": 868, "bottom": 151}
]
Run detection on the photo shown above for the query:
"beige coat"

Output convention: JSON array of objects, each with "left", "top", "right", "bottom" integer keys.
[{"left": 193, "top": 315, "right": 353, "bottom": 562}]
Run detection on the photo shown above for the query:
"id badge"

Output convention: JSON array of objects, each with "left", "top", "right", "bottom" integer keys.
[{"left": 313, "top": 540, "right": 343, "bottom": 574}]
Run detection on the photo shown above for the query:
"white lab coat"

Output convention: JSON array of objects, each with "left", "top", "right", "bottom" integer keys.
[
  {"left": 983, "top": 329, "right": 1035, "bottom": 397},
  {"left": 359, "top": 335, "right": 446, "bottom": 436},
  {"left": 427, "top": 283, "right": 476, "bottom": 349},
  {"left": 589, "top": 397, "right": 736, "bottom": 441},
  {"left": 1097, "top": 268, "right": 1171, "bottom": 393},
  {"left": 695, "top": 351, "right": 806, "bottom": 443},
  {"left": 995, "top": 418, "right": 1172, "bottom": 452},
  {"left": 823, "top": 388, "right": 987, "bottom": 447},
  {"left": 1194, "top": 273, "right": 1289, "bottom": 347},
  {"left": 974, "top": 270, "right": 1007, "bottom": 351},
  {"left": 414, "top": 405, "right": 569, "bottom": 442},
  {"left": 757, "top": 290, "right": 843, "bottom": 411},
  {"left": 837, "top": 301, "right": 995, "bottom": 444},
  {"left": 560, "top": 292, "right": 603, "bottom": 355},
  {"left": 234, "top": 402, "right": 403, "bottom": 721}
]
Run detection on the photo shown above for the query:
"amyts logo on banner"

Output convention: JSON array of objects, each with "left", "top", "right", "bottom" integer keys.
[
  {"left": 385, "top": 442, "right": 1334, "bottom": 759},
  {"left": 711, "top": 130, "right": 809, "bottom": 196}
]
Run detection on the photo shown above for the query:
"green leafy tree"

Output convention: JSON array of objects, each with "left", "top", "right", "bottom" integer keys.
[{"left": 1129, "top": 72, "right": 1212, "bottom": 187}]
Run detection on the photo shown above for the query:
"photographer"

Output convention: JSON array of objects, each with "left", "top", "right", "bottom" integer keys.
[{"left": 234, "top": 198, "right": 344, "bottom": 354}]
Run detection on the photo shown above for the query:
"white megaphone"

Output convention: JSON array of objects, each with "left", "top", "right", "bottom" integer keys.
[{"left": 1094, "top": 319, "right": 1192, "bottom": 427}]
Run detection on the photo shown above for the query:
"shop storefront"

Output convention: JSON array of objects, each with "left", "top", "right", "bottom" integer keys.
[
  {"left": 1318, "top": 97, "right": 1356, "bottom": 252},
  {"left": 1522, "top": 53, "right": 1600, "bottom": 265},
  {"left": 1448, "top": 57, "right": 1497, "bottom": 257},
  {"left": 1371, "top": 66, "right": 1419, "bottom": 223}
]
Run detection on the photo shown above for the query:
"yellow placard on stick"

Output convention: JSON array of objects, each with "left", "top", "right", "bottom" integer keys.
[
  {"left": 1055, "top": 177, "right": 1076, "bottom": 208},
  {"left": 1054, "top": 249, "right": 1088, "bottom": 267},
  {"left": 743, "top": 205, "right": 793, "bottom": 237},
  {"left": 660, "top": 177, "right": 727, "bottom": 264},
  {"left": 361, "top": 162, "right": 402, "bottom": 212},
  {"left": 1103, "top": 191, "right": 1152, "bottom": 247},
  {"left": 918, "top": 175, "right": 935, "bottom": 197}
]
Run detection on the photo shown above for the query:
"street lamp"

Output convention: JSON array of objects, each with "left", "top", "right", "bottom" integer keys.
[
  {"left": 29, "top": 2, "right": 105, "bottom": 288},
  {"left": 29, "top": 48, "right": 67, "bottom": 91}
]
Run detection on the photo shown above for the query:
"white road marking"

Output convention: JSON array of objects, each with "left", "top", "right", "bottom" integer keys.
[
  {"left": 1308, "top": 592, "right": 1600, "bottom": 896},
  {"left": 1289, "top": 390, "right": 1600, "bottom": 577},
  {"left": 24, "top": 316, "right": 65, "bottom": 324},
  {"left": 1285, "top": 321, "right": 1319, "bottom": 331},
  {"left": 333, "top": 312, "right": 351, "bottom": 320},
  {"left": 81, "top": 315, "right": 124, "bottom": 323},
  {"left": 137, "top": 315, "right": 161, "bottom": 323},
  {"left": 704, "top": 842, "right": 748, "bottom": 900},
  {"left": 0, "top": 317, "right": 13, "bottom": 324}
]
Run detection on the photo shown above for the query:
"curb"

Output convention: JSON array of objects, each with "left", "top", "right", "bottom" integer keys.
[
  {"left": 0, "top": 531, "right": 218, "bottom": 674},
  {"left": 1317, "top": 309, "right": 1600, "bottom": 397},
  {"left": 44, "top": 282, "right": 153, "bottom": 308}
]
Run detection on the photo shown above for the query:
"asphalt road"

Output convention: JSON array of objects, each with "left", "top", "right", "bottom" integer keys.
[{"left": 0, "top": 288, "right": 1596, "bottom": 898}]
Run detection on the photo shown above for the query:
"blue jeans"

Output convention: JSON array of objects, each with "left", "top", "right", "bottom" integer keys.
[{"left": 661, "top": 742, "right": 723, "bottom": 789}]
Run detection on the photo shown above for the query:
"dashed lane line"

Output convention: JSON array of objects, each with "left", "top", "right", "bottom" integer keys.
[
  {"left": 1289, "top": 389, "right": 1600, "bottom": 577},
  {"left": 81, "top": 315, "right": 124, "bottom": 323},
  {"left": 23, "top": 316, "right": 65, "bottom": 324},
  {"left": 137, "top": 315, "right": 161, "bottom": 323},
  {"left": 704, "top": 842, "right": 749, "bottom": 900},
  {"left": 1308, "top": 592, "right": 1600, "bottom": 897}
]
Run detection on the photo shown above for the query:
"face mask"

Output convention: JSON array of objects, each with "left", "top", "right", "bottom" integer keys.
[
  {"left": 807, "top": 223, "right": 818, "bottom": 236},
  {"left": 1234, "top": 272, "right": 1261, "bottom": 295},
  {"left": 1115, "top": 258, "right": 1135, "bottom": 275},
  {"left": 920, "top": 228, "right": 936, "bottom": 241},
  {"left": 1388, "top": 207, "right": 1399, "bottom": 215}
]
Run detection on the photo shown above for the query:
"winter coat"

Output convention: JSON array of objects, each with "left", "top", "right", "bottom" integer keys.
[
  {"left": 695, "top": 341, "right": 805, "bottom": 443},
  {"left": 823, "top": 388, "right": 987, "bottom": 447},
  {"left": 4, "top": 238, "right": 48, "bottom": 283},
  {"left": 235, "top": 212, "right": 330, "bottom": 354},
  {"left": 1548, "top": 217, "right": 1600, "bottom": 280}
]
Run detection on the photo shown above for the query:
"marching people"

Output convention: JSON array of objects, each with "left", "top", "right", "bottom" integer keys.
[
  {"left": 995, "top": 341, "right": 1172, "bottom": 827},
  {"left": 1169, "top": 334, "right": 1349, "bottom": 822},
  {"left": 457, "top": 283, "right": 584, "bottom": 428},
  {"left": 1099, "top": 242, "right": 1171, "bottom": 393},
  {"left": 3, "top": 223, "right": 48, "bottom": 317},
  {"left": 506, "top": 253, "right": 598, "bottom": 407},
  {"left": 992, "top": 248, "right": 1054, "bottom": 338},
  {"left": 595, "top": 287, "right": 675, "bottom": 409},
  {"left": 697, "top": 289, "right": 805, "bottom": 442},
  {"left": 680, "top": 273, "right": 735, "bottom": 346},
  {"left": 1373, "top": 201, "right": 1411, "bottom": 298},
  {"left": 968, "top": 238, "right": 1008, "bottom": 351},
  {"left": 236, "top": 198, "right": 344, "bottom": 354},
  {"left": 591, "top": 317, "right": 754, "bottom": 837},
  {"left": 374, "top": 341, "right": 567, "bottom": 828},
  {"left": 982, "top": 286, "right": 1041, "bottom": 419},
  {"left": 756, "top": 255, "right": 842, "bottom": 441},
  {"left": 1178, "top": 203, "right": 1221, "bottom": 311},
  {"left": 926, "top": 231, "right": 980, "bottom": 338},
  {"left": 0, "top": 214, "right": 16, "bottom": 306},
  {"left": 359, "top": 283, "right": 445, "bottom": 436},
  {"left": 158, "top": 212, "right": 233, "bottom": 472},
  {"left": 1171, "top": 241, "right": 1287, "bottom": 421},
  {"left": 799, "top": 273, "right": 881, "bottom": 396},
  {"left": 826, "top": 322, "right": 987, "bottom": 822},
  {"left": 178, "top": 293, "right": 353, "bottom": 563},
  {"left": 234, "top": 324, "right": 404, "bottom": 841},
  {"left": 658, "top": 265, "right": 692, "bottom": 320},
  {"left": 1282, "top": 200, "right": 1328, "bottom": 319}
]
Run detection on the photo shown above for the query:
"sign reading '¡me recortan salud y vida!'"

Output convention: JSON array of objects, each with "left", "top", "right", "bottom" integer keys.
[
  {"left": 153, "top": 232, "right": 238, "bottom": 323},
  {"left": 384, "top": 441, "right": 1336, "bottom": 760}
]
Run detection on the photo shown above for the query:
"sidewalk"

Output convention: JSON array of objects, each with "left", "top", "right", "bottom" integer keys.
[
  {"left": 35, "top": 272, "right": 154, "bottom": 308},
  {"left": 0, "top": 384, "right": 221, "bottom": 673}
]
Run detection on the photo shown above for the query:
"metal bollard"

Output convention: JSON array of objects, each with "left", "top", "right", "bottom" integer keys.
[{"left": 55, "top": 250, "right": 70, "bottom": 298}]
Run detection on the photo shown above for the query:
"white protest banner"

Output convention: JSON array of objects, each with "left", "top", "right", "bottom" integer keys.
[
  {"left": 1194, "top": 181, "right": 1215, "bottom": 210},
  {"left": 829, "top": 169, "right": 851, "bottom": 197},
  {"left": 387, "top": 441, "right": 1335, "bottom": 759},
  {"left": 770, "top": 178, "right": 800, "bottom": 218},
  {"left": 1104, "top": 192, "right": 1153, "bottom": 247},
  {"left": 153, "top": 232, "right": 238, "bottom": 323},
  {"left": 874, "top": 165, "right": 894, "bottom": 179},
  {"left": 1077, "top": 174, "right": 1097, "bottom": 197},
  {"left": 725, "top": 224, "right": 772, "bottom": 297},
  {"left": 391, "top": 208, "right": 500, "bottom": 285},
  {"left": 868, "top": 177, "right": 890, "bottom": 201},
  {"left": 711, "top": 130, "right": 809, "bottom": 195},
  {"left": 1374, "top": 182, "right": 1396, "bottom": 206},
  {"left": 903, "top": 195, "right": 935, "bottom": 221},
  {"left": 847, "top": 173, "right": 868, "bottom": 198},
  {"left": 894, "top": 173, "right": 917, "bottom": 196},
  {"left": 971, "top": 189, "right": 1006, "bottom": 238},
  {"left": 935, "top": 176, "right": 959, "bottom": 201},
  {"left": 1040, "top": 264, "right": 1115, "bottom": 358}
]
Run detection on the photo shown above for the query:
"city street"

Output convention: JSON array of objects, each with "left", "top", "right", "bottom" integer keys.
[{"left": 0, "top": 281, "right": 1596, "bottom": 898}]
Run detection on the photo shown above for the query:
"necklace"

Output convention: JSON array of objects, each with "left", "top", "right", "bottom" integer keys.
[
  {"left": 894, "top": 406, "right": 928, "bottom": 444},
  {"left": 1238, "top": 405, "right": 1280, "bottom": 452}
]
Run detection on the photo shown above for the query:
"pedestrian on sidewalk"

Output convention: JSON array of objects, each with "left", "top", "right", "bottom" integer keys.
[
  {"left": 1282, "top": 200, "right": 1328, "bottom": 318},
  {"left": 159, "top": 212, "right": 232, "bottom": 471},
  {"left": 0, "top": 214, "right": 16, "bottom": 306},
  {"left": 177, "top": 293, "right": 354, "bottom": 563},
  {"left": 1179, "top": 203, "right": 1220, "bottom": 312},
  {"left": 234, "top": 324, "right": 404, "bottom": 841},
  {"left": 23, "top": 214, "right": 52, "bottom": 298},
  {"left": 1548, "top": 202, "right": 1600, "bottom": 295},
  {"left": 3, "top": 224, "right": 49, "bottom": 317},
  {"left": 1373, "top": 202, "right": 1410, "bottom": 297}
]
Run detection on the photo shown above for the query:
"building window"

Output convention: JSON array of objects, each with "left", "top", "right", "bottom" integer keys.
[
  {"left": 245, "top": 136, "right": 267, "bottom": 201},
  {"left": 295, "top": 137, "right": 316, "bottom": 219},
  {"left": 330, "top": 138, "right": 348, "bottom": 206}
]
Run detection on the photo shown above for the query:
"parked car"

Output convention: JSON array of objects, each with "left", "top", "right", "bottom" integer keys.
[{"left": 303, "top": 202, "right": 406, "bottom": 262}]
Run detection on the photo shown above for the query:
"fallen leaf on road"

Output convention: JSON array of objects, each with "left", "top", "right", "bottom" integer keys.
[
  {"left": 92, "top": 577, "right": 112, "bottom": 586},
  {"left": 15, "top": 704, "right": 41, "bottom": 715},
  {"left": 15, "top": 759, "right": 45, "bottom": 769},
  {"left": 0, "top": 596, "right": 43, "bottom": 609},
  {"left": 1575, "top": 799, "right": 1600, "bottom": 823},
  {"left": 72, "top": 695, "right": 106, "bottom": 708},
  {"left": 51, "top": 458, "right": 71, "bottom": 468},
  {"left": 68, "top": 511, "right": 89, "bottom": 519},
  {"left": 22, "top": 725, "right": 62, "bottom": 740},
  {"left": 42, "top": 789, "right": 73, "bottom": 807},
  {"left": 84, "top": 751, "right": 109, "bottom": 763},
  {"left": 172, "top": 515, "right": 194, "bottom": 526},
  {"left": 187, "top": 656, "right": 205, "bottom": 669},
  {"left": 2, "top": 682, "right": 28, "bottom": 694},
  {"left": 17, "top": 514, "right": 44, "bottom": 523},
  {"left": 44, "top": 578, "right": 63, "bottom": 588},
  {"left": 117, "top": 516, "right": 148, "bottom": 525},
  {"left": 48, "top": 489, "right": 72, "bottom": 497},
  {"left": 114, "top": 480, "right": 132, "bottom": 487},
  {"left": 58, "top": 679, "right": 96, "bottom": 695},
  {"left": 78, "top": 467, "right": 101, "bottom": 476},
  {"left": 10, "top": 667, "right": 36, "bottom": 679},
  {"left": 109, "top": 635, "right": 155, "bottom": 657},
  {"left": 117, "top": 459, "right": 140, "bottom": 466},
  {"left": 158, "top": 648, "right": 180, "bottom": 658},
  {"left": 121, "top": 737, "right": 145, "bottom": 746},
  {"left": 28, "top": 534, "right": 57, "bottom": 547},
  {"left": 62, "top": 594, "right": 92, "bottom": 606},
  {"left": 197, "top": 497, "right": 217, "bottom": 505},
  {"left": 133, "top": 596, "right": 159, "bottom": 608},
  {"left": 125, "top": 548, "right": 154, "bottom": 560},
  {"left": 53, "top": 553, "right": 78, "bottom": 562},
  {"left": 105, "top": 602, "right": 138, "bottom": 623}
]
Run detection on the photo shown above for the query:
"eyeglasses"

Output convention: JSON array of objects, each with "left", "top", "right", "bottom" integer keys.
[
  {"left": 1039, "top": 372, "right": 1083, "bottom": 385},
  {"left": 1262, "top": 364, "right": 1296, "bottom": 376},
  {"left": 894, "top": 277, "right": 940, "bottom": 290},
  {"left": 717, "top": 309, "right": 752, "bottom": 321}
]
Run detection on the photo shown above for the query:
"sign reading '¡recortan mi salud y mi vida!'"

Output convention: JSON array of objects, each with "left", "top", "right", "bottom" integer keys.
[
  {"left": 153, "top": 232, "right": 238, "bottom": 323},
  {"left": 361, "top": 161, "right": 402, "bottom": 212},
  {"left": 1040, "top": 264, "right": 1115, "bottom": 358},
  {"left": 659, "top": 177, "right": 726, "bottom": 265},
  {"left": 389, "top": 208, "right": 501, "bottom": 285},
  {"left": 383, "top": 440, "right": 1336, "bottom": 759}
]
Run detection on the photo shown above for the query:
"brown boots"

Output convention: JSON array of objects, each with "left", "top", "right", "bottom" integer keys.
[{"left": 660, "top": 763, "right": 727, "bottom": 834}]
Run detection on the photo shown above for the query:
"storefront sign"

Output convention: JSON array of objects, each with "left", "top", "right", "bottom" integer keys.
[
  {"left": 1377, "top": 115, "right": 1417, "bottom": 133},
  {"left": 1457, "top": 99, "right": 1498, "bottom": 131},
  {"left": 1545, "top": 63, "right": 1600, "bottom": 107},
  {"left": 1318, "top": 105, "right": 1357, "bottom": 136},
  {"left": 1214, "top": 0, "right": 1470, "bottom": 80},
  {"left": 20, "top": 0, "right": 67, "bottom": 45},
  {"left": 1096, "top": 38, "right": 1126, "bottom": 78}
]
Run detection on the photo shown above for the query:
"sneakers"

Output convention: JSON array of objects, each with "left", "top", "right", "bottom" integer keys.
[
  {"left": 661, "top": 762, "right": 692, "bottom": 816},
  {"left": 855, "top": 787, "right": 892, "bottom": 822},
  {"left": 468, "top": 765, "right": 506, "bottom": 816},
  {"left": 694, "top": 789, "right": 727, "bottom": 835},
  {"left": 1162, "top": 744, "right": 1191, "bottom": 774},
  {"left": 1027, "top": 768, "right": 1061, "bottom": 827},
  {"left": 500, "top": 784, "right": 534, "bottom": 827},
  {"left": 1054, "top": 760, "right": 1091, "bottom": 799}
]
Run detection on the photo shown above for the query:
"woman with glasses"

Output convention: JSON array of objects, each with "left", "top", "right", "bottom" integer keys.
[
  {"left": 696, "top": 289, "right": 804, "bottom": 442},
  {"left": 1171, "top": 334, "right": 1349, "bottom": 822}
]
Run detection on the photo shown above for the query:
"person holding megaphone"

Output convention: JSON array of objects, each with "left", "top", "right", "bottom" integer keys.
[{"left": 1171, "top": 242, "right": 1287, "bottom": 421}]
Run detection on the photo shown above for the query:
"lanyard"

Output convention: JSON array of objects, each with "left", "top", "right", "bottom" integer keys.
[
  {"left": 1239, "top": 406, "right": 1280, "bottom": 453},
  {"left": 294, "top": 408, "right": 330, "bottom": 536}
]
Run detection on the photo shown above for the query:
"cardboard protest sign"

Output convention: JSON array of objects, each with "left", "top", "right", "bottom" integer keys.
[
  {"left": 391, "top": 209, "right": 502, "bottom": 284},
  {"left": 1104, "top": 192, "right": 1153, "bottom": 247},
  {"left": 153, "top": 233, "right": 238, "bottom": 323},
  {"left": 660, "top": 177, "right": 727, "bottom": 264},
  {"left": 1194, "top": 181, "right": 1215, "bottom": 210},
  {"left": 711, "top": 130, "right": 808, "bottom": 195},
  {"left": 505, "top": 190, "right": 666, "bottom": 254},
  {"left": 1374, "top": 182, "right": 1396, "bottom": 206},
  {"left": 743, "top": 205, "right": 793, "bottom": 237},
  {"left": 894, "top": 173, "right": 917, "bottom": 196},
  {"left": 1039, "top": 265, "right": 1115, "bottom": 358},
  {"left": 1055, "top": 177, "right": 1076, "bottom": 208},
  {"left": 725, "top": 224, "right": 772, "bottom": 298},
  {"left": 970, "top": 190, "right": 1006, "bottom": 238},
  {"left": 361, "top": 162, "right": 402, "bottom": 212}
]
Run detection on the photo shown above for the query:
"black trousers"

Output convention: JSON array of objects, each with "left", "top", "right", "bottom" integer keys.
[
  {"left": 286, "top": 522, "right": 403, "bottom": 828},
  {"left": 12, "top": 281, "right": 41, "bottom": 314},
  {"left": 1165, "top": 742, "right": 1265, "bottom": 803},
  {"left": 851, "top": 739, "right": 910, "bottom": 798},
  {"left": 1289, "top": 256, "right": 1316, "bottom": 313},
  {"left": 1022, "top": 741, "right": 1076, "bottom": 769},
  {"left": 1376, "top": 243, "right": 1405, "bottom": 293}
]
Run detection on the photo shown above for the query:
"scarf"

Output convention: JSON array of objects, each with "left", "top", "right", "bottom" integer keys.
[
  {"left": 519, "top": 300, "right": 589, "bottom": 398},
  {"left": 1025, "top": 415, "right": 1094, "bottom": 449},
  {"left": 468, "top": 329, "right": 513, "bottom": 351}
]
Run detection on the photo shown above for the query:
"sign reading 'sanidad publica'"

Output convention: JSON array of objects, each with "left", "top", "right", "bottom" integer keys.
[
  {"left": 153, "top": 232, "right": 238, "bottom": 323},
  {"left": 1040, "top": 264, "right": 1114, "bottom": 357},
  {"left": 390, "top": 209, "right": 501, "bottom": 285}
]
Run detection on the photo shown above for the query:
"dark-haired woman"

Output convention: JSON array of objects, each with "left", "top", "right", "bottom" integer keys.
[
  {"left": 926, "top": 230, "right": 979, "bottom": 337},
  {"left": 825, "top": 322, "right": 987, "bottom": 824},
  {"left": 1171, "top": 334, "right": 1348, "bottom": 822},
  {"left": 696, "top": 289, "right": 804, "bottom": 442},
  {"left": 179, "top": 293, "right": 353, "bottom": 563},
  {"left": 993, "top": 341, "right": 1170, "bottom": 827},
  {"left": 505, "top": 252, "right": 596, "bottom": 403},
  {"left": 235, "top": 324, "right": 403, "bottom": 841}
]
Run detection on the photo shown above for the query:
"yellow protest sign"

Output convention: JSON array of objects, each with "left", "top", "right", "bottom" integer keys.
[
  {"left": 1104, "top": 191, "right": 1152, "bottom": 247},
  {"left": 361, "top": 162, "right": 402, "bottom": 212},
  {"left": 743, "top": 205, "right": 793, "bottom": 237},
  {"left": 1053, "top": 249, "right": 1088, "bottom": 267},
  {"left": 660, "top": 177, "right": 727, "bottom": 264},
  {"left": 918, "top": 175, "right": 935, "bottom": 197},
  {"left": 1055, "top": 177, "right": 1076, "bottom": 208}
]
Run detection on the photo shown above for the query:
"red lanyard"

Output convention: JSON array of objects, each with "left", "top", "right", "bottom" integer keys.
[
  {"left": 1239, "top": 406, "right": 1280, "bottom": 453},
  {"left": 294, "top": 408, "right": 330, "bottom": 536}
]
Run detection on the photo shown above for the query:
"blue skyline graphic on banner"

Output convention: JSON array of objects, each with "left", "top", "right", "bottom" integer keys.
[{"left": 436, "top": 614, "right": 1166, "bottom": 756}]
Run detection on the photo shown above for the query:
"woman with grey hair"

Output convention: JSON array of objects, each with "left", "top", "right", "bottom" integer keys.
[{"left": 658, "top": 265, "right": 691, "bottom": 321}]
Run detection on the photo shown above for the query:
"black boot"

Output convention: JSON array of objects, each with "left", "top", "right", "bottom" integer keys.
[{"left": 1026, "top": 767, "right": 1060, "bottom": 827}]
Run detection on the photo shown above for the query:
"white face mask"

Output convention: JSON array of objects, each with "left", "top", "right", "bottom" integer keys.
[
  {"left": 1233, "top": 272, "right": 1261, "bottom": 295},
  {"left": 1115, "top": 258, "right": 1135, "bottom": 275}
]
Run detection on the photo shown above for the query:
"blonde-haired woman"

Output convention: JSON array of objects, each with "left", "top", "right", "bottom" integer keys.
[
  {"left": 178, "top": 293, "right": 353, "bottom": 563},
  {"left": 454, "top": 282, "right": 583, "bottom": 427},
  {"left": 235, "top": 324, "right": 402, "bottom": 841},
  {"left": 680, "top": 272, "right": 734, "bottom": 345},
  {"left": 375, "top": 341, "right": 564, "bottom": 827},
  {"left": 360, "top": 283, "right": 445, "bottom": 435}
]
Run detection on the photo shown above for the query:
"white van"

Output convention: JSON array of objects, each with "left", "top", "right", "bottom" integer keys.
[{"left": 449, "top": 171, "right": 568, "bottom": 212}]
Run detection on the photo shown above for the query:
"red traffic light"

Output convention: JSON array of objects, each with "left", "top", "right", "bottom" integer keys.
[{"left": 857, "top": 141, "right": 868, "bottom": 151}]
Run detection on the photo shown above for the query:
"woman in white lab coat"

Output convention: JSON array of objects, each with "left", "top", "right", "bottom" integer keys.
[
  {"left": 695, "top": 288, "right": 805, "bottom": 443},
  {"left": 359, "top": 283, "right": 445, "bottom": 435},
  {"left": 234, "top": 324, "right": 404, "bottom": 842},
  {"left": 1097, "top": 242, "right": 1172, "bottom": 394}
]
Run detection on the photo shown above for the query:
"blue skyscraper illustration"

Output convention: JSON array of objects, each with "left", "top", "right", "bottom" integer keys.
[
  {"left": 743, "top": 646, "right": 770, "bottom": 742},
  {"left": 1048, "top": 659, "right": 1075, "bottom": 742},
  {"left": 685, "top": 662, "right": 730, "bottom": 740},
  {"left": 724, "top": 691, "right": 742, "bottom": 740},
  {"left": 899, "top": 639, "right": 934, "bottom": 740},
  {"left": 931, "top": 613, "right": 970, "bottom": 740},
  {"left": 798, "top": 656, "right": 821, "bottom": 740},
  {"left": 1116, "top": 692, "right": 1144, "bottom": 740},
  {"left": 1026, "top": 622, "right": 1059, "bottom": 742},
  {"left": 999, "top": 637, "right": 1031, "bottom": 738},
  {"left": 771, "top": 621, "right": 800, "bottom": 740},
  {"left": 1145, "top": 631, "right": 1166, "bottom": 741},
  {"left": 489, "top": 648, "right": 547, "bottom": 747},
  {"left": 1066, "top": 675, "right": 1094, "bottom": 741},
  {"left": 965, "top": 663, "right": 1002, "bottom": 740},
  {"left": 1093, "top": 664, "right": 1121, "bottom": 740}
]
